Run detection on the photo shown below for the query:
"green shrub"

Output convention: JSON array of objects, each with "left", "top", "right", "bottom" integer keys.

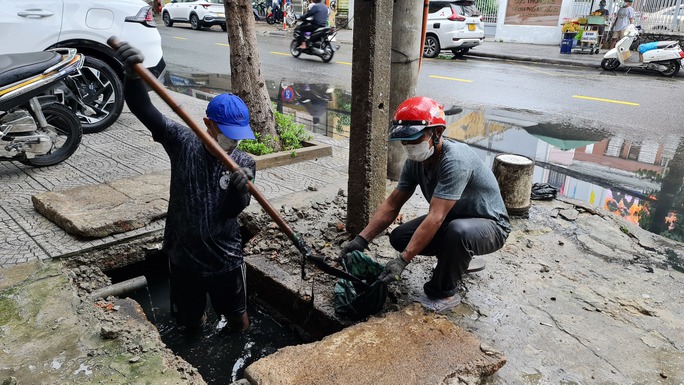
[{"left": 238, "top": 108, "right": 312, "bottom": 155}]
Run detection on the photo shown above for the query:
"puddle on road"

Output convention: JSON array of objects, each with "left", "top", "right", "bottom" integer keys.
[{"left": 162, "top": 71, "right": 684, "bottom": 245}]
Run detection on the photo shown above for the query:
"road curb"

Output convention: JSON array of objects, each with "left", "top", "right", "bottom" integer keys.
[{"left": 466, "top": 52, "right": 602, "bottom": 68}]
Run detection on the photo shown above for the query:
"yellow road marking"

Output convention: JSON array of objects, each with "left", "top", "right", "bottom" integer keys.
[
  {"left": 572, "top": 95, "right": 640, "bottom": 106},
  {"left": 215, "top": 43, "right": 229, "bottom": 47},
  {"left": 429, "top": 75, "right": 473, "bottom": 83},
  {"left": 172, "top": 36, "right": 188, "bottom": 40},
  {"left": 337, "top": 61, "right": 352, "bottom": 66},
  {"left": 271, "top": 51, "right": 290, "bottom": 56}
]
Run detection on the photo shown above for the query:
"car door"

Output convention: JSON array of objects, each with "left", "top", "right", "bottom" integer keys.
[
  {"left": 0, "top": 0, "right": 63, "bottom": 54},
  {"left": 166, "top": 0, "right": 184, "bottom": 20},
  {"left": 177, "top": 0, "right": 195, "bottom": 21}
]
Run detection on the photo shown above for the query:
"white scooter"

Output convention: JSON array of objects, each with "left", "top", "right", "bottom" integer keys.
[{"left": 601, "top": 24, "right": 684, "bottom": 77}]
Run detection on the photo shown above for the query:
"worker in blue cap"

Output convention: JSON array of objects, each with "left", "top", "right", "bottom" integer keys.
[{"left": 116, "top": 42, "right": 255, "bottom": 333}]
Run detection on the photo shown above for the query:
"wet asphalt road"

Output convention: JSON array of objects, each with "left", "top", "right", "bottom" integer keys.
[{"left": 158, "top": 23, "right": 684, "bottom": 139}]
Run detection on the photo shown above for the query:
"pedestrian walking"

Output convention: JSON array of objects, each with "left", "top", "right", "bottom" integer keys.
[{"left": 610, "top": 0, "right": 635, "bottom": 48}]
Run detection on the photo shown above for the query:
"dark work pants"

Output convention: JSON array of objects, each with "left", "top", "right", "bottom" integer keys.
[
  {"left": 389, "top": 215, "right": 508, "bottom": 299},
  {"left": 297, "top": 23, "right": 321, "bottom": 45}
]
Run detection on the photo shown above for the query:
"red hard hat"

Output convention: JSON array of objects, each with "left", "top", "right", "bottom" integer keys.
[{"left": 389, "top": 97, "right": 446, "bottom": 141}]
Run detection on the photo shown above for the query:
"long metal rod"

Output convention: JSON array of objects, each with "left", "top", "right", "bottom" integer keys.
[{"left": 106, "top": 37, "right": 368, "bottom": 289}]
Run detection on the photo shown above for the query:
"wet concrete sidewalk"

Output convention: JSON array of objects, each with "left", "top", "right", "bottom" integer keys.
[{"left": 1, "top": 85, "right": 683, "bottom": 383}]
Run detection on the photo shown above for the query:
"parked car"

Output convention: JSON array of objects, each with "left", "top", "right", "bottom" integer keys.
[
  {"left": 162, "top": 0, "right": 227, "bottom": 31},
  {"left": 0, "top": 0, "right": 166, "bottom": 133},
  {"left": 424, "top": 0, "right": 485, "bottom": 58},
  {"left": 640, "top": 6, "right": 684, "bottom": 33}
]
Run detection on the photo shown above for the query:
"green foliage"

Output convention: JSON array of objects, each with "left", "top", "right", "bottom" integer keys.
[{"left": 238, "top": 108, "right": 312, "bottom": 155}]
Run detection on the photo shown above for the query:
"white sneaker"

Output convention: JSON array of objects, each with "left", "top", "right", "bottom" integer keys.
[{"left": 414, "top": 294, "right": 461, "bottom": 313}]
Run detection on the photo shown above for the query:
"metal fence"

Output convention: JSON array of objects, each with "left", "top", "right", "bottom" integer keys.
[
  {"left": 571, "top": 0, "right": 684, "bottom": 34},
  {"left": 476, "top": 0, "right": 498, "bottom": 24}
]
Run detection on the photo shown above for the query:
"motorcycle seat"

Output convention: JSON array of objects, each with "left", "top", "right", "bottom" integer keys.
[{"left": 0, "top": 51, "right": 62, "bottom": 88}]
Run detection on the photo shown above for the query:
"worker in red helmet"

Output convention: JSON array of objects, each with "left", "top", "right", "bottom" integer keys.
[{"left": 340, "top": 96, "right": 510, "bottom": 311}]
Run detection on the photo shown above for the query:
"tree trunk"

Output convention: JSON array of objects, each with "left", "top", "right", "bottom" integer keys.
[
  {"left": 224, "top": 0, "right": 280, "bottom": 150},
  {"left": 387, "top": 0, "right": 424, "bottom": 181}
]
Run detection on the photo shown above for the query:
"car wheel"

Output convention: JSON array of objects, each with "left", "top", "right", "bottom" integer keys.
[
  {"left": 451, "top": 48, "right": 470, "bottom": 57},
  {"left": 221, "top": 24, "right": 227, "bottom": 32},
  {"left": 163, "top": 12, "right": 173, "bottom": 27},
  {"left": 190, "top": 14, "right": 201, "bottom": 30},
  {"left": 61, "top": 56, "right": 124, "bottom": 133},
  {"left": 423, "top": 35, "right": 440, "bottom": 58}
]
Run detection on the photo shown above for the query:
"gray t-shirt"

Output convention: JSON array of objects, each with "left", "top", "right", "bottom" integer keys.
[
  {"left": 614, "top": 6, "right": 634, "bottom": 31},
  {"left": 396, "top": 139, "right": 510, "bottom": 233}
]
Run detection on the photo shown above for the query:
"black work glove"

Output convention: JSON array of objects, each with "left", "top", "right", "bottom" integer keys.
[
  {"left": 229, "top": 167, "right": 254, "bottom": 194},
  {"left": 115, "top": 41, "right": 144, "bottom": 79},
  {"left": 378, "top": 255, "right": 409, "bottom": 283},
  {"left": 339, "top": 235, "right": 368, "bottom": 259}
]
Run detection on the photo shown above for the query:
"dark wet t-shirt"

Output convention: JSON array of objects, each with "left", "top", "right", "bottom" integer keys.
[{"left": 124, "top": 78, "right": 255, "bottom": 277}]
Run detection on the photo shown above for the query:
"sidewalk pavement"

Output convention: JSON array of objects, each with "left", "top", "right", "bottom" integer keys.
[{"left": 255, "top": 21, "right": 604, "bottom": 69}]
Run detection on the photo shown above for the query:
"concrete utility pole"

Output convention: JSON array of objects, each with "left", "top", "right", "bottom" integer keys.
[
  {"left": 387, "top": 0, "right": 425, "bottom": 181},
  {"left": 346, "top": 0, "right": 394, "bottom": 235}
]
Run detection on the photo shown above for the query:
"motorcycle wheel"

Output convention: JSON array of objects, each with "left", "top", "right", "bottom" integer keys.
[
  {"left": 658, "top": 59, "right": 680, "bottom": 77},
  {"left": 20, "top": 104, "right": 82, "bottom": 167},
  {"left": 321, "top": 42, "right": 334, "bottom": 63},
  {"left": 266, "top": 15, "right": 274, "bottom": 25},
  {"left": 290, "top": 40, "right": 301, "bottom": 58},
  {"left": 600, "top": 58, "right": 620, "bottom": 70},
  {"left": 62, "top": 56, "right": 124, "bottom": 134}
]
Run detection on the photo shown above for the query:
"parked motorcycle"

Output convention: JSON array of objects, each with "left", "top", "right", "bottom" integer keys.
[
  {"left": 290, "top": 20, "right": 338, "bottom": 63},
  {"left": 601, "top": 24, "right": 684, "bottom": 77},
  {"left": 50, "top": 56, "right": 124, "bottom": 134},
  {"left": 266, "top": 3, "right": 297, "bottom": 27},
  {"left": 0, "top": 49, "right": 83, "bottom": 167}
]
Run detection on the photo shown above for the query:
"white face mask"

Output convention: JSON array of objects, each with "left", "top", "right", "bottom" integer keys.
[
  {"left": 216, "top": 133, "right": 240, "bottom": 153},
  {"left": 403, "top": 139, "right": 434, "bottom": 162}
]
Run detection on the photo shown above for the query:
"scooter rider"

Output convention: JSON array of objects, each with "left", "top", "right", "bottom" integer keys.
[{"left": 296, "top": 0, "right": 328, "bottom": 49}]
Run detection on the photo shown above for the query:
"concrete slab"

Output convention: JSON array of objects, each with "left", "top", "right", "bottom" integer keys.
[
  {"left": 31, "top": 171, "right": 170, "bottom": 238},
  {"left": 244, "top": 304, "right": 506, "bottom": 385}
]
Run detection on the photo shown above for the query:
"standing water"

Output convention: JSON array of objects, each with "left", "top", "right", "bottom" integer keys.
[{"left": 107, "top": 254, "right": 303, "bottom": 384}]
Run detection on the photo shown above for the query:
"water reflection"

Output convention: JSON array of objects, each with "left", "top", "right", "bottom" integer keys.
[{"left": 162, "top": 72, "right": 682, "bottom": 242}]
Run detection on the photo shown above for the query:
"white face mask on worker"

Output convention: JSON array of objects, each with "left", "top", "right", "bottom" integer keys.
[
  {"left": 217, "top": 134, "right": 240, "bottom": 153},
  {"left": 403, "top": 140, "right": 434, "bottom": 162}
]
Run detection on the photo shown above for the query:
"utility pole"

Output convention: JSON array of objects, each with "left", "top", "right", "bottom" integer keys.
[
  {"left": 386, "top": 0, "right": 425, "bottom": 181},
  {"left": 346, "top": 0, "right": 394, "bottom": 234}
]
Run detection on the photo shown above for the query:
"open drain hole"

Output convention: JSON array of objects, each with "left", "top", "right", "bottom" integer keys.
[{"left": 106, "top": 250, "right": 303, "bottom": 384}]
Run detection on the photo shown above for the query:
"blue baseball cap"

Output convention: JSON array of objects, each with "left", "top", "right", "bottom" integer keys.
[{"left": 206, "top": 94, "right": 255, "bottom": 140}]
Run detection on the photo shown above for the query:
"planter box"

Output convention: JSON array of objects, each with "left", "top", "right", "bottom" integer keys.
[{"left": 251, "top": 140, "right": 332, "bottom": 170}]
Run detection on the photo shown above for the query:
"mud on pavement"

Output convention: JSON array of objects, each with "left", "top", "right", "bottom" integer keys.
[{"left": 240, "top": 189, "right": 684, "bottom": 384}]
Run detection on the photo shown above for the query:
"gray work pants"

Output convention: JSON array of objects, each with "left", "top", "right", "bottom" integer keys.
[{"left": 389, "top": 215, "right": 508, "bottom": 299}]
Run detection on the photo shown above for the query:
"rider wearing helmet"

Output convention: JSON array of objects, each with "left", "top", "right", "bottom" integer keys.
[
  {"left": 340, "top": 96, "right": 510, "bottom": 309},
  {"left": 296, "top": 0, "right": 328, "bottom": 49}
]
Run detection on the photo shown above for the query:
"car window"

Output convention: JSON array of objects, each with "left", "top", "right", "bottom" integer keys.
[
  {"left": 428, "top": 1, "right": 450, "bottom": 14},
  {"left": 452, "top": 4, "right": 481, "bottom": 17}
]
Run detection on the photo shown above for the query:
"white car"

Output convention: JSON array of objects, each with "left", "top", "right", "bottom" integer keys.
[
  {"left": 424, "top": 0, "right": 485, "bottom": 58},
  {"left": 640, "top": 6, "right": 684, "bottom": 32},
  {"left": 162, "top": 0, "right": 227, "bottom": 31},
  {"left": 0, "top": 0, "right": 166, "bottom": 133}
]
